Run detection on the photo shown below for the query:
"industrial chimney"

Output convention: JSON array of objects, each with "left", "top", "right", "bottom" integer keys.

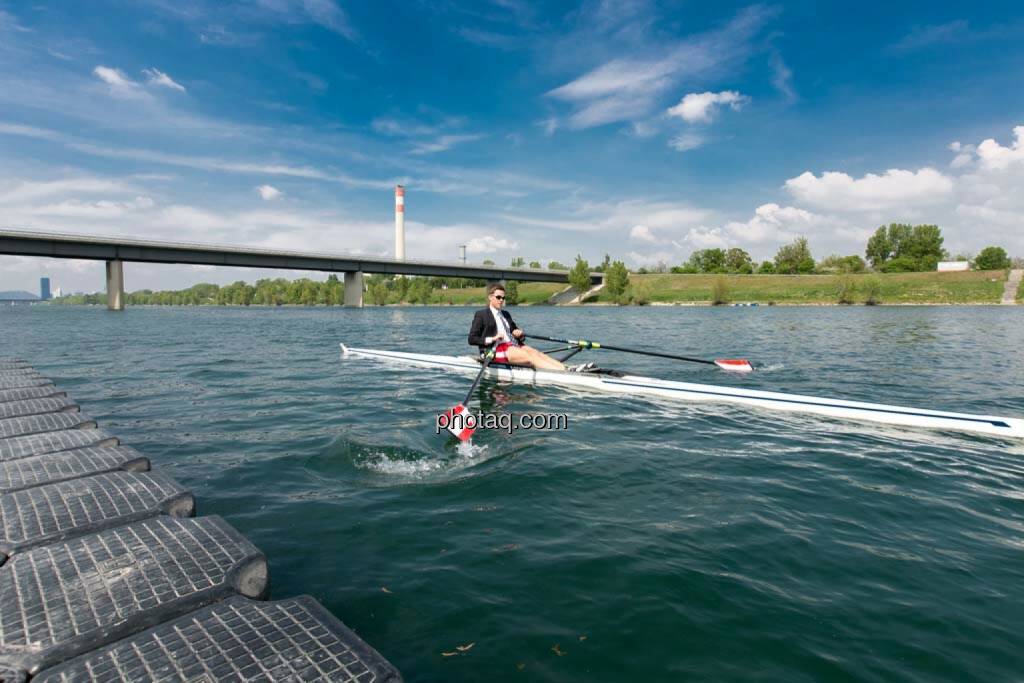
[{"left": 395, "top": 185, "right": 405, "bottom": 261}]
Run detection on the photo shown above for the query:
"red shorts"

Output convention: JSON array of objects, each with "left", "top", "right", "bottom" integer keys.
[{"left": 493, "top": 341, "right": 515, "bottom": 363}]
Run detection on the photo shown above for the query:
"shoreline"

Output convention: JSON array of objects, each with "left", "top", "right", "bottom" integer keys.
[{"left": 25, "top": 300, "right": 1020, "bottom": 308}]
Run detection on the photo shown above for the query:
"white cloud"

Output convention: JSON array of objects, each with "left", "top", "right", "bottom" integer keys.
[
  {"left": 722, "top": 203, "right": 822, "bottom": 243},
  {"left": 294, "top": 0, "right": 358, "bottom": 41},
  {"left": 0, "top": 178, "right": 134, "bottom": 204},
  {"left": 26, "top": 196, "right": 154, "bottom": 219},
  {"left": 770, "top": 52, "right": 796, "bottom": 103},
  {"left": 948, "top": 141, "right": 976, "bottom": 168},
  {"left": 676, "top": 226, "right": 728, "bottom": 249},
  {"left": 257, "top": 184, "right": 282, "bottom": 200},
  {"left": 465, "top": 235, "right": 519, "bottom": 253},
  {"left": 410, "top": 134, "right": 485, "bottom": 155},
  {"left": 143, "top": 68, "right": 186, "bottom": 92},
  {"left": 538, "top": 117, "right": 559, "bottom": 136},
  {"left": 784, "top": 167, "right": 954, "bottom": 211},
  {"left": 974, "top": 125, "right": 1024, "bottom": 171},
  {"left": 669, "top": 133, "right": 704, "bottom": 152},
  {"left": 626, "top": 249, "right": 678, "bottom": 267},
  {"left": 629, "top": 224, "right": 658, "bottom": 242},
  {"left": 666, "top": 90, "right": 748, "bottom": 123},
  {"left": 93, "top": 66, "right": 142, "bottom": 96},
  {"left": 545, "top": 6, "right": 771, "bottom": 130},
  {"left": 0, "top": 122, "right": 63, "bottom": 141},
  {"left": 890, "top": 20, "right": 968, "bottom": 51},
  {"left": 371, "top": 115, "right": 483, "bottom": 154}
]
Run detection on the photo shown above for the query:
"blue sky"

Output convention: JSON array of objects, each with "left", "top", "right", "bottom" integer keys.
[{"left": 1, "top": 0, "right": 1023, "bottom": 292}]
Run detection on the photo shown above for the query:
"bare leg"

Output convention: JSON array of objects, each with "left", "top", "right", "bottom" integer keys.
[{"left": 505, "top": 345, "right": 566, "bottom": 371}]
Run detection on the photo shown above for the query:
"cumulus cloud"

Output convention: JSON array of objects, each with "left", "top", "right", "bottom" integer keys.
[
  {"left": 465, "top": 235, "right": 518, "bottom": 253},
  {"left": 722, "top": 203, "right": 824, "bottom": 243},
  {"left": 784, "top": 167, "right": 954, "bottom": 211},
  {"left": 666, "top": 90, "right": 748, "bottom": 123},
  {"left": 974, "top": 125, "right": 1024, "bottom": 170},
  {"left": 629, "top": 224, "right": 658, "bottom": 242},
  {"left": 143, "top": 68, "right": 186, "bottom": 92},
  {"left": 257, "top": 184, "right": 282, "bottom": 200}
]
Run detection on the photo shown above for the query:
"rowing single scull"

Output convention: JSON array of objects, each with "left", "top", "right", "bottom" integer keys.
[{"left": 339, "top": 343, "right": 1024, "bottom": 440}]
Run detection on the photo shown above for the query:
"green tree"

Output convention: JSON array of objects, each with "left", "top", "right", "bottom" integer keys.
[
  {"left": 774, "top": 237, "right": 814, "bottom": 274},
  {"left": 974, "top": 246, "right": 1011, "bottom": 270},
  {"left": 757, "top": 261, "right": 775, "bottom": 274},
  {"left": 595, "top": 254, "right": 612, "bottom": 272},
  {"left": 725, "top": 248, "right": 753, "bottom": 274},
  {"left": 866, "top": 223, "right": 943, "bottom": 271},
  {"left": 604, "top": 260, "right": 630, "bottom": 302},
  {"left": 406, "top": 278, "right": 433, "bottom": 303},
  {"left": 865, "top": 226, "right": 893, "bottom": 268},
  {"left": 529, "top": 260, "right": 541, "bottom": 268},
  {"left": 568, "top": 255, "right": 592, "bottom": 294},
  {"left": 510, "top": 256, "right": 525, "bottom": 268},
  {"left": 368, "top": 282, "right": 389, "bottom": 305},
  {"left": 483, "top": 259, "right": 495, "bottom": 266},
  {"left": 548, "top": 261, "right": 568, "bottom": 270},
  {"left": 688, "top": 248, "right": 727, "bottom": 273},
  {"left": 819, "top": 254, "right": 866, "bottom": 273},
  {"left": 503, "top": 280, "right": 519, "bottom": 305},
  {"left": 903, "top": 224, "right": 944, "bottom": 271}
]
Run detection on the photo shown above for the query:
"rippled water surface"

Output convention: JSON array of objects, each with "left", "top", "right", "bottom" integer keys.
[{"left": 4, "top": 304, "right": 1024, "bottom": 682}]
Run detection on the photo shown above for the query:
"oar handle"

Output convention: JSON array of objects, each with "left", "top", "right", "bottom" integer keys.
[
  {"left": 527, "top": 334, "right": 717, "bottom": 366},
  {"left": 462, "top": 348, "right": 496, "bottom": 405}
]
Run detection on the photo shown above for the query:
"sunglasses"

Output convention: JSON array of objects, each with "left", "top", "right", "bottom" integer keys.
[{"left": 492, "top": 295, "right": 505, "bottom": 300}]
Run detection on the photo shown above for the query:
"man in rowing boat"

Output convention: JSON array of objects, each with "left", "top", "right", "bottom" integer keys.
[{"left": 468, "top": 283, "right": 593, "bottom": 372}]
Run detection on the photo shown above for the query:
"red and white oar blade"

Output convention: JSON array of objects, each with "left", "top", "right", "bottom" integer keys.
[
  {"left": 714, "top": 359, "right": 754, "bottom": 373},
  {"left": 444, "top": 403, "right": 477, "bottom": 441}
]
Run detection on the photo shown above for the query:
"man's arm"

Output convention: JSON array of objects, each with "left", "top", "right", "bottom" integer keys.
[
  {"left": 468, "top": 310, "right": 490, "bottom": 347},
  {"left": 504, "top": 311, "right": 525, "bottom": 340}
]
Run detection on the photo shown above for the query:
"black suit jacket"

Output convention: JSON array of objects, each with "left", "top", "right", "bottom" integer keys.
[{"left": 468, "top": 307, "right": 520, "bottom": 353}]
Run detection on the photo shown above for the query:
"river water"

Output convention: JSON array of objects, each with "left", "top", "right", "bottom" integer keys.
[{"left": 3, "top": 304, "right": 1023, "bottom": 682}]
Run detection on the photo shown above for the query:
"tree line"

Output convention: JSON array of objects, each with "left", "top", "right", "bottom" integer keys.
[{"left": 646, "top": 224, "right": 1016, "bottom": 276}]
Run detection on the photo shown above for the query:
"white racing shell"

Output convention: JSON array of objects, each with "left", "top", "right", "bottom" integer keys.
[{"left": 340, "top": 343, "right": 1024, "bottom": 440}]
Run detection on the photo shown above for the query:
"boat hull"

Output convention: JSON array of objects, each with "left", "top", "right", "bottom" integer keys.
[{"left": 340, "top": 343, "right": 1024, "bottom": 440}]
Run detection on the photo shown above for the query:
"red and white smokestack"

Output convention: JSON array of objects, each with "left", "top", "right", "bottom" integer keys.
[{"left": 395, "top": 185, "right": 405, "bottom": 261}]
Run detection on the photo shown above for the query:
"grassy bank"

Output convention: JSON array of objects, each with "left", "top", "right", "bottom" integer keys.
[
  {"left": 427, "top": 282, "right": 565, "bottom": 305},
  {"left": 583, "top": 270, "right": 1010, "bottom": 305}
]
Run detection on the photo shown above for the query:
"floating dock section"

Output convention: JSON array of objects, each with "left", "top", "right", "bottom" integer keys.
[{"left": 0, "top": 358, "right": 402, "bottom": 682}]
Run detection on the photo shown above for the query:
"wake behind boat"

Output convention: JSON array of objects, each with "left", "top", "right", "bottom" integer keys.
[{"left": 340, "top": 342, "right": 1024, "bottom": 441}]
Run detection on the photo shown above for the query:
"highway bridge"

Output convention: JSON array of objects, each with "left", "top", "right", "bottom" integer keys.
[{"left": 0, "top": 228, "right": 601, "bottom": 309}]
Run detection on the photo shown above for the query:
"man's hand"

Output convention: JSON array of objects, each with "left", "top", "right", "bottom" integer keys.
[{"left": 512, "top": 328, "right": 524, "bottom": 339}]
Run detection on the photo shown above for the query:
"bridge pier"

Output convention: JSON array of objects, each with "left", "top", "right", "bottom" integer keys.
[
  {"left": 106, "top": 259, "right": 125, "bottom": 311},
  {"left": 344, "top": 271, "right": 364, "bottom": 307}
]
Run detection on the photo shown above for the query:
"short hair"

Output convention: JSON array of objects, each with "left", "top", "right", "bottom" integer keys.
[{"left": 487, "top": 282, "right": 506, "bottom": 297}]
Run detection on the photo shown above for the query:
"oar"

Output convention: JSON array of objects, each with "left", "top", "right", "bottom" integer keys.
[
  {"left": 527, "top": 334, "right": 753, "bottom": 373},
  {"left": 442, "top": 348, "right": 496, "bottom": 441}
]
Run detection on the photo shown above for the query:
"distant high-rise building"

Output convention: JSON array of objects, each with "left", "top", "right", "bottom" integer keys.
[
  {"left": 40, "top": 277, "right": 51, "bottom": 300},
  {"left": 53, "top": 286, "right": 63, "bottom": 299}
]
